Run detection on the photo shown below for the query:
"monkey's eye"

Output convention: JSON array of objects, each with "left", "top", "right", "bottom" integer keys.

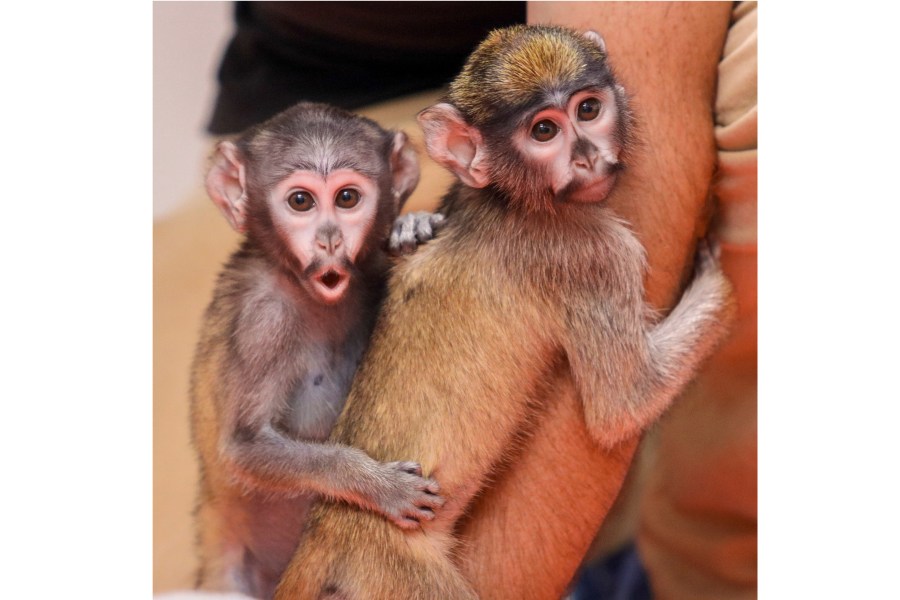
[
  {"left": 530, "top": 120, "right": 559, "bottom": 142},
  {"left": 577, "top": 98, "right": 601, "bottom": 121},
  {"left": 335, "top": 188, "right": 360, "bottom": 209},
  {"left": 287, "top": 191, "right": 315, "bottom": 212}
]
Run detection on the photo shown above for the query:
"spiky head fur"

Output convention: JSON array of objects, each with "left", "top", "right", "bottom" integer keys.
[
  {"left": 448, "top": 25, "right": 613, "bottom": 129},
  {"left": 228, "top": 103, "right": 401, "bottom": 283},
  {"left": 446, "top": 25, "right": 631, "bottom": 213}
]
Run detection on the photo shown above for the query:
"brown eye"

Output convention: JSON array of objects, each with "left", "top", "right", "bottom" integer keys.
[
  {"left": 577, "top": 98, "right": 601, "bottom": 121},
  {"left": 335, "top": 188, "right": 360, "bottom": 209},
  {"left": 287, "top": 190, "right": 315, "bottom": 212},
  {"left": 531, "top": 120, "right": 559, "bottom": 142}
]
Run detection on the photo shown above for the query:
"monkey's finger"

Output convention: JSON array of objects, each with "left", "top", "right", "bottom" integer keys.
[
  {"left": 415, "top": 212, "right": 447, "bottom": 242},
  {"left": 390, "top": 514, "right": 423, "bottom": 530},
  {"left": 388, "top": 215, "right": 415, "bottom": 254},
  {"left": 388, "top": 228, "right": 413, "bottom": 255},
  {"left": 409, "top": 507, "right": 436, "bottom": 522},
  {"left": 415, "top": 492, "right": 445, "bottom": 510},
  {"left": 422, "top": 479, "right": 440, "bottom": 495},
  {"left": 429, "top": 213, "right": 446, "bottom": 229},
  {"left": 414, "top": 218, "right": 434, "bottom": 242},
  {"left": 390, "top": 461, "right": 423, "bottom": 477}
]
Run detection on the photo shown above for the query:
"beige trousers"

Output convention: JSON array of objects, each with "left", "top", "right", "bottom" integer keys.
[{"left": 636, "top": 3, "right": 758, "bottom": 598}]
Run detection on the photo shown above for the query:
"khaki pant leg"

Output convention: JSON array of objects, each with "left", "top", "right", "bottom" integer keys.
[{"left": 636, "top": 3, "right": 758, "bottom": 599}]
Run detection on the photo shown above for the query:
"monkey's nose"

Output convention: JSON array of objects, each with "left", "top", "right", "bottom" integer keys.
[
  {"left": 316, "top": 227, "right": 343, "bottom": 254},
  {"left": 573, "top": 154, "right": 597, "bottom": 172},
  {"left": 317, "top": 237, "right": 342, "bottom": 254}
]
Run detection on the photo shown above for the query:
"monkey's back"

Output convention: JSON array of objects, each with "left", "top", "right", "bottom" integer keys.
[{"left": 330, "top": 187, "right": 645, "bottom": 522}]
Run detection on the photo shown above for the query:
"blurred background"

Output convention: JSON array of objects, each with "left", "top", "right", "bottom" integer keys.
[
  {"left": 154, "top": 2, "right": 231, "bottom": 221},
  {"left": 153, "top": 3, "right": 233, "bottom": 591}
]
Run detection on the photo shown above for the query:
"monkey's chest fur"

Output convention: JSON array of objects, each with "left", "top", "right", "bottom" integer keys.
[
  {"left": 280, "top": 338, "right": 367, "bottom": 441},
  {"left": 253, "top": 278, "right": 374, "bottom": 443},
  {"left": 203, "top": 250, "right": 377, "bottom": 444}
]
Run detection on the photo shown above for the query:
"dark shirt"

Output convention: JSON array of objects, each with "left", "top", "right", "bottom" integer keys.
[{"left": 208, "top": 1, "right": 525, "bottom": 134}]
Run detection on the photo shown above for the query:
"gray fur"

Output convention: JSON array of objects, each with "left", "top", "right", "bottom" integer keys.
[
  {"left": 388, "top": 211, "right": 447, "bottom": 256},
  {"left": 191, "top": 104, "right": 444, "bottom": 599}
]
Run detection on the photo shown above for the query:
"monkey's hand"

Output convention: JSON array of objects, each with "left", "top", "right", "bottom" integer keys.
[
  {"left": 364, "top": 461, "right": 445, "bottom": 529},
  {"left": 388, "top": 211, "right": 446, "bottom": 255},
  {"left": 691, "top": 235, "right": 737, "bottom": 328}
]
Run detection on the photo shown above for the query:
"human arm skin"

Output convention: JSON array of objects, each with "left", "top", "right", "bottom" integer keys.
[
  {"left": 454, "top": 5, "right": 735, "bottom": 598},
  {"left": 529, "top": 1, "right": 733, "bottom": 308}
]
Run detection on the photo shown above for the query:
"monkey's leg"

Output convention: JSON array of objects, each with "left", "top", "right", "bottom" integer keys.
[
  {"left": 197, "top": 489, "right": 313, "bottom": 599},
  {"left": 456, "top": 370, "right": 639, "bottom": 600},
  {"left": 194, "top": 494, "right": 256, "bottom": 596},
  {"left": 277, "top": 503, "right": 477, "bottom": 600}
]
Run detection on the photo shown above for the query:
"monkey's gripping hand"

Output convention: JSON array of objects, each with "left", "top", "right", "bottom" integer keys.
[
  {"left": 360, "top": 460, "right": 445, "bottom": 529},
  {"left": 388, "top": 211, "right": 446, "bottom": 255}
]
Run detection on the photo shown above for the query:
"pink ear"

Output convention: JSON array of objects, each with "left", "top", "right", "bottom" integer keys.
[
  {"left": 583, "top": 30, "right": 607, "bottom": 54},
  {"left": 417, "top": 103, "right": 490, "bottom": 189},
  {"left": 205, "top": 141, "right": 249, "bottom": 233},
  {"left": 389, "top": 131, "right": 421, "bottom": 210}
]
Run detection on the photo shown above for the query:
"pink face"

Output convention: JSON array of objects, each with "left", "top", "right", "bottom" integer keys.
[
  {"left": 515, "top": 87, "right": 622, "bottom": 203},
  {"left": 267, "top": 169, "right": 380, "bottom": 304}
]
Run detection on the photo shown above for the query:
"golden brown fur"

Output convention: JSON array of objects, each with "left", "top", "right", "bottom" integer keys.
[
  {"left": 275, "top": 25, "right": 735, "bottom": 599},
  {"left": 277, "top": 192, "right": 732, "bottom": 599}
]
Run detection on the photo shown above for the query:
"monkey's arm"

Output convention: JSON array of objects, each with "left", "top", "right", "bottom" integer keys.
[
  {"left": 211, "top": 304, "right": 443, "bottom": 528},
  {"left": 530, "top": 2, "right": 736, "bottom": 448},
  {"left": 221, "top": 424, "right": 442, "bottom": 529},
  {"left": 564, "top": 243, "right": 734, "bottom": 448}
]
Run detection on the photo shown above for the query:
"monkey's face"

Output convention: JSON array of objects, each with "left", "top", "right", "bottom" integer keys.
[
  {"left": 420, "top": 25, "right": 631, "bottom": 212},
  {"left": 267, "top": 169, "right": 380, "bottom": 305},
  {"left": 513, "top": 87, "right": 623, "bottom": 204}
]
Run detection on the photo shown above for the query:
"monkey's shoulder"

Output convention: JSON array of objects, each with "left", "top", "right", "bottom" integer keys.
[
  {"left": 202, "top": 253, "right": 311, "bottom": 359},
  {"left": 528, "top": 207, "right": 646, "bottom": 276}
]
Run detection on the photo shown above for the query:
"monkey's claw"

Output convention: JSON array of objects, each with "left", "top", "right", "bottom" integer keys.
[{"left": 695, "top": 237, "right": 723, "bottom": 274}]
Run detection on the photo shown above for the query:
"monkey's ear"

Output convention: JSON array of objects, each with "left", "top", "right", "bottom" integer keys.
[
  {"left": 583, "top": 30, "right": 607, "bottom": 54},
  {"left": 417, "top": 104, "right": 490, "bottom": 189},
  {"left": 206, "top": 141, "right": 249, "bottom": 233},
  {"left": 389, "top": 131, "right": 420, "bottom": 211}
]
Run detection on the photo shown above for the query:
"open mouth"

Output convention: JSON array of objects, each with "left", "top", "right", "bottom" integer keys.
[
  {"left": 312, "top": 267, "right": 349, "bottom": 303},
  {"left": 320, "top": 269, "right": 342, "bottom": 289}
]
